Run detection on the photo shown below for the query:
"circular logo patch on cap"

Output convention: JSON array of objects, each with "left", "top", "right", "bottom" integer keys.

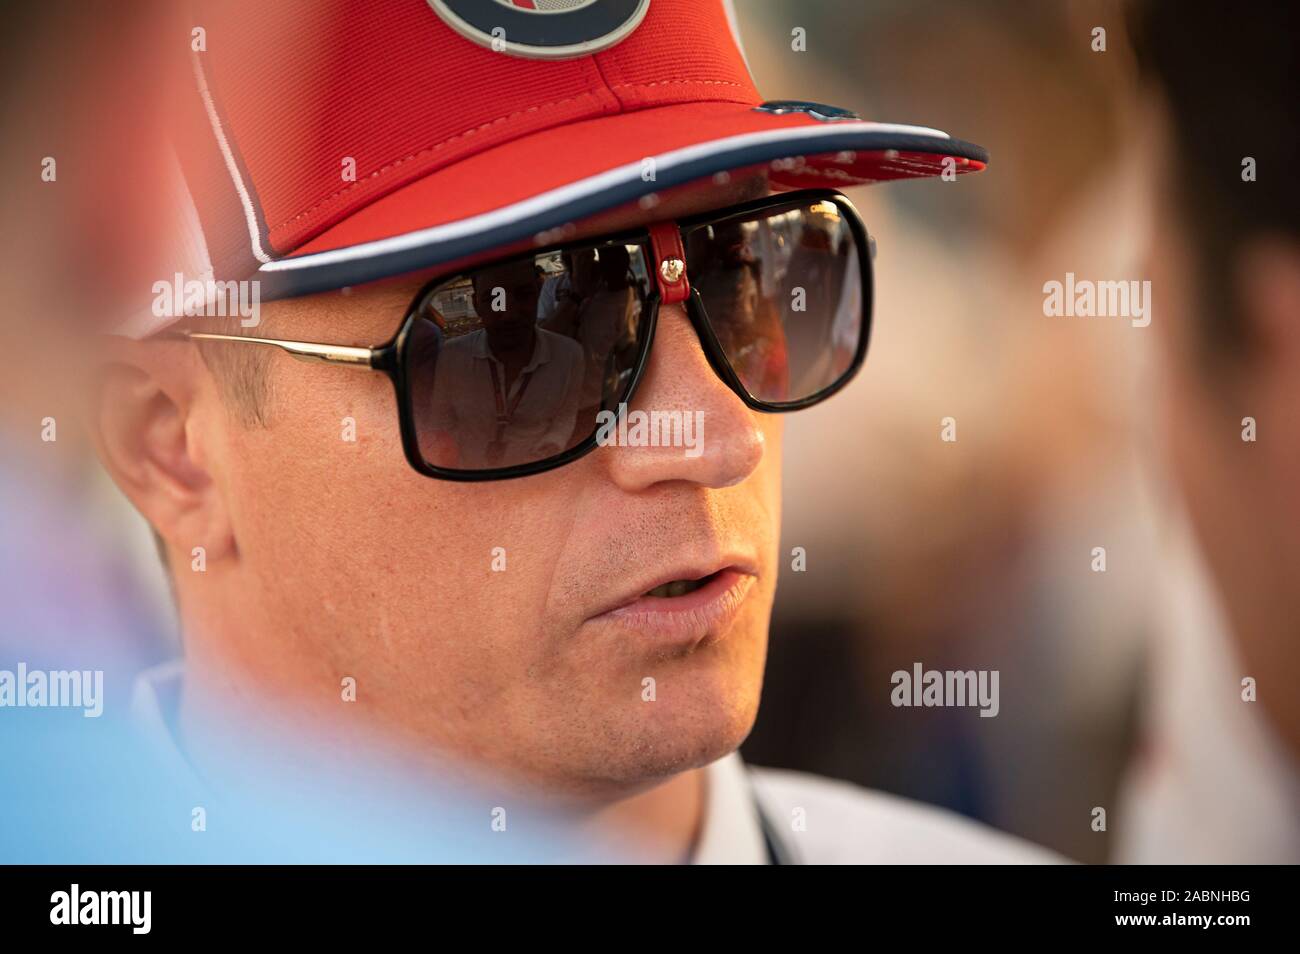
[{"left": 430, "top": 0, "right": 651, "bottom": 60}]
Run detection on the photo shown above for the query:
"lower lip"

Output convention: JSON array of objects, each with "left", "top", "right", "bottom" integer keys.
[{"left": 587, "top": 568, "right": 757, "bottom": 645}]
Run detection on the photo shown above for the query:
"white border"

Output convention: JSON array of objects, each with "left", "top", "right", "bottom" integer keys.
[{"left": 259, "top": 120, "right": 949, "bottom": 274}]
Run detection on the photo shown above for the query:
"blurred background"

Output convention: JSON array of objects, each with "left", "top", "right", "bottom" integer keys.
[
  {"left": 736, "top": 0, "right": 1298, "bottom": 864},
  {"left": 2, "top": 1, "right": 1296, "bottom": 863}
]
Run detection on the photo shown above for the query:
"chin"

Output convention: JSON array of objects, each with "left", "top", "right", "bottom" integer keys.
[{"left": 564, "top": 636, "right": 767, "bottom": 792}]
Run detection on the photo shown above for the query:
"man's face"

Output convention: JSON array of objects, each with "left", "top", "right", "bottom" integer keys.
[
  {"left": 473, "top": 259, "right": 542, "bottom": 349},
  {"left": 190, "top": 183, "right": 783, "bottom": 796}
]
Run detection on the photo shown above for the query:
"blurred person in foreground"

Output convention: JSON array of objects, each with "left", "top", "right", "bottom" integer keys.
[
  {"left": 0, "top": 1, "right": 584, "bottom": 865},
  {"left": 87, "top": 0, "right": 1055, "bottom": 863},
  {"left": 1118, "top": 0, "right": 1300, "bottom": 861}
]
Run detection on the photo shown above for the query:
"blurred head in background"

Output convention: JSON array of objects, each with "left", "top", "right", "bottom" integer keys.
[{"left": 1133, "top": 0, "right": 1300, "bottom": 760}]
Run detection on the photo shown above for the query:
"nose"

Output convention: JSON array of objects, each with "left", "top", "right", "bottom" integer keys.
[{"left": 599, "top": 302, "right": 766, "bottom": 492}]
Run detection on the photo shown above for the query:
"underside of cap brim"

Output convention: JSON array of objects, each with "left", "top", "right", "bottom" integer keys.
[{"left": 252, "top": 102, "right": 986, "bottom": 303}]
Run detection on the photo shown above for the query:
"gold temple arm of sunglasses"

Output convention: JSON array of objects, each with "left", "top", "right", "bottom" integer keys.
[{"left": 160, "top": 331, "right": 376, "bottom": 369}]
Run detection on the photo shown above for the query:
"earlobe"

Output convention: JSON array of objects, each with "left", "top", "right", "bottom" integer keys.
[{"left": 90, "top": 344, "right": 236, "bottom": 565}]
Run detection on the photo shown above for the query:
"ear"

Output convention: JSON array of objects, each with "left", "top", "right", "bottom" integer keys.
[{"left": 90, "top": 339, "right": 236, "bottom": 566}]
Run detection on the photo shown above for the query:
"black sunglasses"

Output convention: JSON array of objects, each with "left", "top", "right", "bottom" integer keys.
[{"left": 166, "top": 189, "right": 873, "bottom": 481}]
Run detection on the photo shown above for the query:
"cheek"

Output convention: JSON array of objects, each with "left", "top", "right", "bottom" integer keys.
[
  {"left": 755, "top": 412, "right": 783, "bottom": 535},
  {"left": 759, "top": 413, "right": 783, "bottom": 475},
  {"left": 224, "top": 364, "right": 407, "bottom": 562},
  {"left": 223, "top": 363, "right": 580, "bottom": 663}
]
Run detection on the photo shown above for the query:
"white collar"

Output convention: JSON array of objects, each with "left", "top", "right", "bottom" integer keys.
[
  {"left": 130, "top": 659, "right": 204, "bottom": 785},
  {"left": 132, "top": 661, "right": 773, "bottom": 864},
  {"left": 692, "top": 751, "right": 773, "bottom": 864},
  {"left": 470, "top": 326, "right": 551, "bottom": 372}
]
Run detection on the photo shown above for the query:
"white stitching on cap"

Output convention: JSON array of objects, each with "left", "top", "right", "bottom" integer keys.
[{"left": 191, "top": 49, "right": 271, "bottom": 265}]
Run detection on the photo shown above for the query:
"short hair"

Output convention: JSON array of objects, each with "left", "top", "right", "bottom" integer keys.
[
  {"left": 190, "top": 316, "right": 276, "bottom": 427},
  {"left": 1129, "top": 0, "right": 1300, "bottom": 358}
]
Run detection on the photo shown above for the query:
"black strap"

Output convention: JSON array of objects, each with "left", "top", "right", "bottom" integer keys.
[
  {"left": 487, "top": 360, "right": 536, "bottom": 424},
  {"left": 749, "top": 773, "right": 801, "bottom": 865}
]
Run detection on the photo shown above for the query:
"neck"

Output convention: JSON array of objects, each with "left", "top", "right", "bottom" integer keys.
[
  {"left": 554, "top": 768, "right": 706, "bottom": 863},
  {"left": 174, "top": 631, "right": 709, "bottom": 863}
]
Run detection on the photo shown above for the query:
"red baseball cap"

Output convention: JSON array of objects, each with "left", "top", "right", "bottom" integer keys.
[{"left": 140, "top": 0, "right": 986, "bottom": 334}]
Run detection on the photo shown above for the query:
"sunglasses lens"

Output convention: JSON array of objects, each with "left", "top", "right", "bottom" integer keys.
[
  {"left": 404, "top": 243, "right": 650, "bottom": 472},
  {"left": 685, "top": 197, "right": 867, "bottom": 405}
]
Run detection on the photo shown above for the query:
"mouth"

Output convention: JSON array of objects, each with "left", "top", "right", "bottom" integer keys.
[
  {"left": 642, "top": 572, "right": 720, "bottom": 599},
  {"left": 585, "top": 563, "right": 759, "bottom": 647}
]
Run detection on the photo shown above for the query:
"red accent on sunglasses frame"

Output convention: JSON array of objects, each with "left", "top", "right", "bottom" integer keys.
[{"left": 647, "top": 221, "right": 691, "bottom": 305}]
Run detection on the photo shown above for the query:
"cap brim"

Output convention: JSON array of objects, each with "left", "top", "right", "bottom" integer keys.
[{"left": 257, "top": 100, "right": 986, "bottom": 300}]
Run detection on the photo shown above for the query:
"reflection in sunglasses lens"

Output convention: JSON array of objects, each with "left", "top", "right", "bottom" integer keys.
[
  {"left": 686, "top": 199, "right": 864, "bottom": 405},
  {"left": 405, "top": 244, "right": 650, "bottom": 471}
]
